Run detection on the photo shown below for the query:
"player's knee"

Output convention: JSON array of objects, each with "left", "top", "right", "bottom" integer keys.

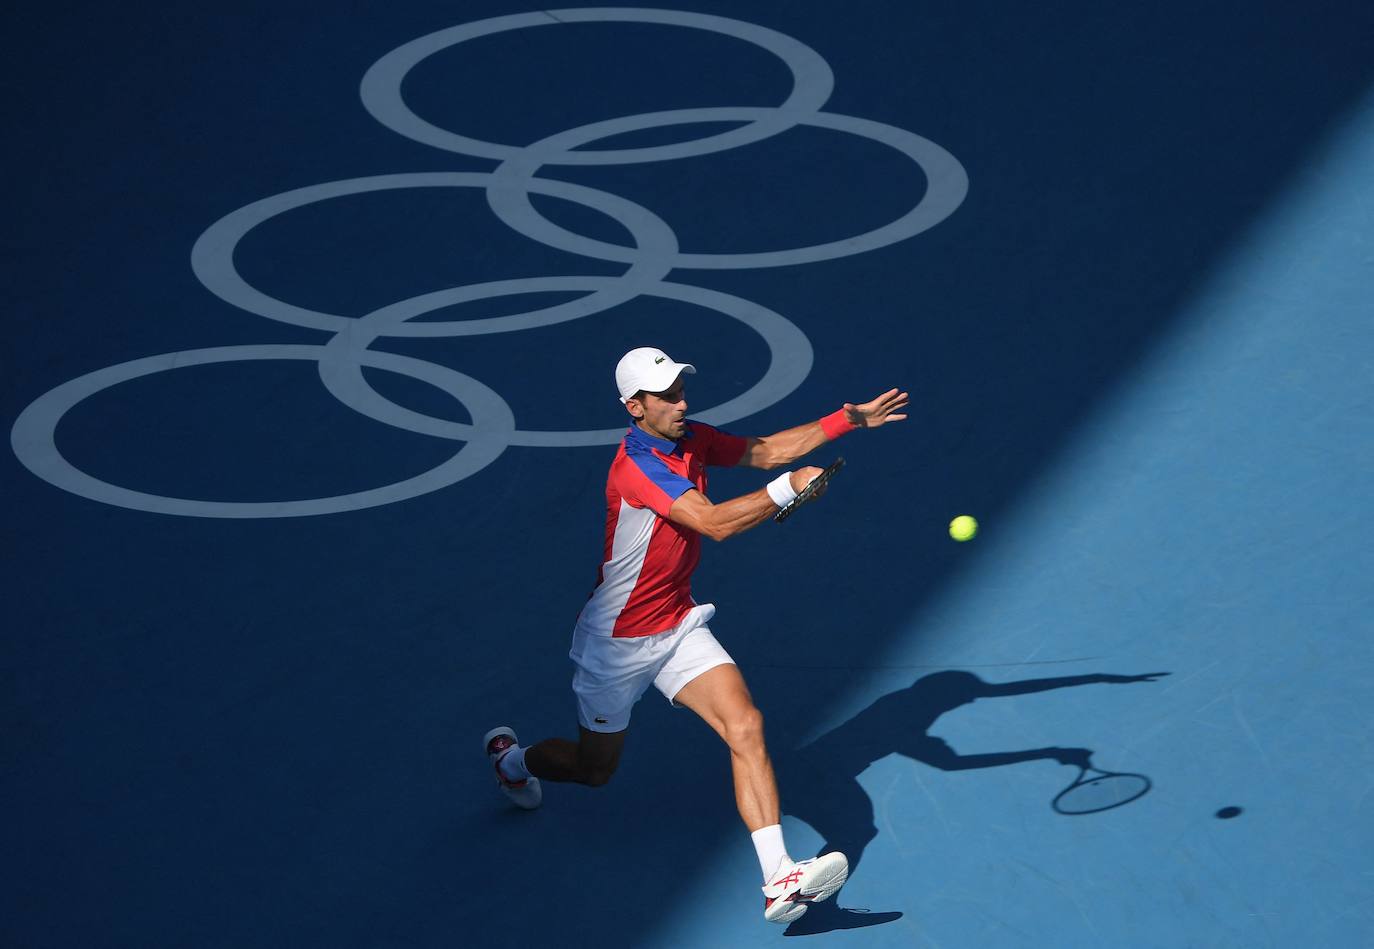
[
  {"left": 577, "top": 751, "right": 620, "bottom": 787},
  {"left": 582, "top": 764, "right": 617, "bottom": 787},
  {"left": 724, "top": 706, "right": 766, "bottom": 754}
]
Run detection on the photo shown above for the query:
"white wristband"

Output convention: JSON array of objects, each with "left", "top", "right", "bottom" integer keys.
[{"left": 766, "top": 471, "right": 799, "bottom": 508}]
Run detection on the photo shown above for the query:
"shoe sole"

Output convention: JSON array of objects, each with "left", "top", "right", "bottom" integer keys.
[
  {"left": 502, "top": 777, "right": 543, "bottom": 809},
  {"left": 800, "top": 855, "right": 849, "bottom": 904},
  {"left": 767, "top": 901, "right": 809, "bottom": 925}
]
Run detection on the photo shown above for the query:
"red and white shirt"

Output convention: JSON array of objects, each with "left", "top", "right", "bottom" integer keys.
[{"left": 577, "top": 421, "right": 748, "bottom": 638}]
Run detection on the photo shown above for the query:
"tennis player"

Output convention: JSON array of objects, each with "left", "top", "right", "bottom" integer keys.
[{"left": 484, "top": 346, "right": 908, "bottom": 924}]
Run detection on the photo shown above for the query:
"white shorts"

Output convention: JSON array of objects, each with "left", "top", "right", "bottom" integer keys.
[{"left": 569, "top": 603, "right": 734, "bottom": 733}]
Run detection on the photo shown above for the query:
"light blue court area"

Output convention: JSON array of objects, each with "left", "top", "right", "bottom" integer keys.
[
  {"left": 652, "top": 87, "right": 1374, "bottom": 948},
  {"left": 755, "top": 110, "right": 1374, "bottom": 949},
  {"left": 3, "top": 3, "right": 1372, "bottom": 948}
]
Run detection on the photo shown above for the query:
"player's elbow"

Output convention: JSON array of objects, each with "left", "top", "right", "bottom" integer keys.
[
  {"left": 755, "top": 447, "right": 786, "bottom": 470},
  {"left": 702, "top": 521, "right": 733, "bottom": 543},
  {"left": 697, "top": 512, "right": 738, "bottom": 542}
]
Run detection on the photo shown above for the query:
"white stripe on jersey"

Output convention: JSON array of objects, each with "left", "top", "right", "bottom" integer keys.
[{"left": 578, "top": 499, "right": 657, "bottom": 636}]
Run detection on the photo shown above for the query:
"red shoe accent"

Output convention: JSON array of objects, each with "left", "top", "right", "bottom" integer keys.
[
  {"left": 488, "top": 736, "right": 527, "bottom": 788},
  {"left": 493, "top": 755, "right": 528, "bottom": 788}
]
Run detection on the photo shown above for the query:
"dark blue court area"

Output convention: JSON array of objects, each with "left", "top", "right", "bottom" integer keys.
[{"left": 5, "top": 2, "right": 1373, "bottom": 946}]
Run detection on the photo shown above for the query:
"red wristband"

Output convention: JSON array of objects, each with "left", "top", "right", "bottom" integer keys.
[{"left": 819, "top": 408, "right": 858, "bottom": 440}]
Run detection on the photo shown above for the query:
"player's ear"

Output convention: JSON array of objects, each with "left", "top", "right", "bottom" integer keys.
[{"left": 624, "top": 393, "right": 645, "bottom": 420}]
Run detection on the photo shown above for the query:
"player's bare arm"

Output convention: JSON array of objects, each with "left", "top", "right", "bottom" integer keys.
[
  {"left": 737, "top": 388, "right": 909, "bottom": 469},
  {"left": 669, "top": 471, "right": 823, "bottom": 541}
]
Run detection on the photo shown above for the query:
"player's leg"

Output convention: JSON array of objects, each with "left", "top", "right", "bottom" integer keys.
[
  {"left": 486, "top": 628, "right": 656, "bottom": 802},
  {"left": 524, "top": 727, "right": 626, "bottom": 786},
  {"left": 661, "top": 630, "right": 848, "bottom": 923},
  {"left": 671, "top": 663, "right": 780, "bottom": 830},
  {"left": 484, "top": 724, "right": 625, "bottom": 809}
]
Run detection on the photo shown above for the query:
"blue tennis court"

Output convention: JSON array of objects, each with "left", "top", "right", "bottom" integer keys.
[{"left": 5, "top": 3, "right": 1372, "bottom": 946}]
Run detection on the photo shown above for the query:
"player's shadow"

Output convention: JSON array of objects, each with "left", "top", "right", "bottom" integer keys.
[{"left": 773, "top": 669, "right": 1167, "bottom": 937}]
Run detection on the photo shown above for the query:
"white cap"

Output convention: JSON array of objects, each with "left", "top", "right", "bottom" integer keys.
[{"left": 615, "top": 347, "right": 696, "bottom": 402}]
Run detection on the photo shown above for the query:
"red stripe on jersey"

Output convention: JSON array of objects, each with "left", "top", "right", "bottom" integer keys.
[{"left": 578, "top": 421, "right": 747, "bottom": 638}]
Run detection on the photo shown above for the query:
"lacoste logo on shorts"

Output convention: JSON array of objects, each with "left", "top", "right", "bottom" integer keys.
[{"left": 595, "top": 717, "right": 609, "bottom": 724}]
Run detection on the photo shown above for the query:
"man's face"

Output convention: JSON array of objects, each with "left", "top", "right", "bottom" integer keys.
[{"left": 627, "top": 376, "right": 688, "bottom": 440}]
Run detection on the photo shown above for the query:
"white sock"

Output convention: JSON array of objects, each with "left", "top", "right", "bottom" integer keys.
[
  {"left": 751, "top": 824, "right": 791, "bottom": 882},
  {"left": 498, "top": 745, "right": 530, "bottom": 782}
]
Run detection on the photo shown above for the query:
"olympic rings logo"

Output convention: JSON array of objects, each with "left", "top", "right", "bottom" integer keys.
[{"left": 10, "top": 8, "right": 967, "bottom": 518}]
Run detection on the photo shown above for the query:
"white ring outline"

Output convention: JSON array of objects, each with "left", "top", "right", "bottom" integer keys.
[
  {"left": 489, "top": 107, "right": 970, "bottom": 269},
  {"left": 360, "top": 8, "right": 835, "bottom": 165},
  {"left": 10, "top": 10, "right": 970, "bottom": 517},
  {"left": 318, "top": 276, "right": 815, "bottom": 447},
  {"left": 9, "top": 345, "right": 514, "bottom": 518},
  {"left": 191, "top": 172, "right": 679, "bottom": 336}
]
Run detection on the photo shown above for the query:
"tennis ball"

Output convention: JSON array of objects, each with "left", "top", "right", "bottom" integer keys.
[{"left": 949, "top": 515, "right": 978, "bottom": 541}]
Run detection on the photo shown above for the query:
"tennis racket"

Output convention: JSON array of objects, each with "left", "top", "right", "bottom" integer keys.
[
  {"left": 774, "top": 457, "right": 845, "bottom": 523},
  {"left": 1052, "top": 763, "right": 1152, "bottom": 815}
]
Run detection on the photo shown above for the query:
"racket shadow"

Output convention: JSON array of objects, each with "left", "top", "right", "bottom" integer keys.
[
  {"left": 773, "top": 668, "right": 1167, "bottom": 936},
  {"left": 1052, "top": 764, "right": 1152, "bottom": 815}
]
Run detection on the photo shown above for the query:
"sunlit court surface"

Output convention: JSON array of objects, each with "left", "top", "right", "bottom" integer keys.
[{"left": 4, "top": 2, "right": 1373, "bottom": 946}]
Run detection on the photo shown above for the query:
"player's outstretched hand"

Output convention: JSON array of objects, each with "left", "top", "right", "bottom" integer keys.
[{"left": 844, "top": 388, "right": 909, "bottom": 428}]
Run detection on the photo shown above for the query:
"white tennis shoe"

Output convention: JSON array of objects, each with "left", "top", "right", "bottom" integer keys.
[
  {"left": 483, "top": 726, "right": 542, "bottom": 810},
  {"left": 761, "top": 852, "right": 850, "bottom": 924}
]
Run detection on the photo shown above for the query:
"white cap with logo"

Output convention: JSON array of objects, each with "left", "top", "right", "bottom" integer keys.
[{"left": 615, "top": 347, "right": 696, "bottom": 403}]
